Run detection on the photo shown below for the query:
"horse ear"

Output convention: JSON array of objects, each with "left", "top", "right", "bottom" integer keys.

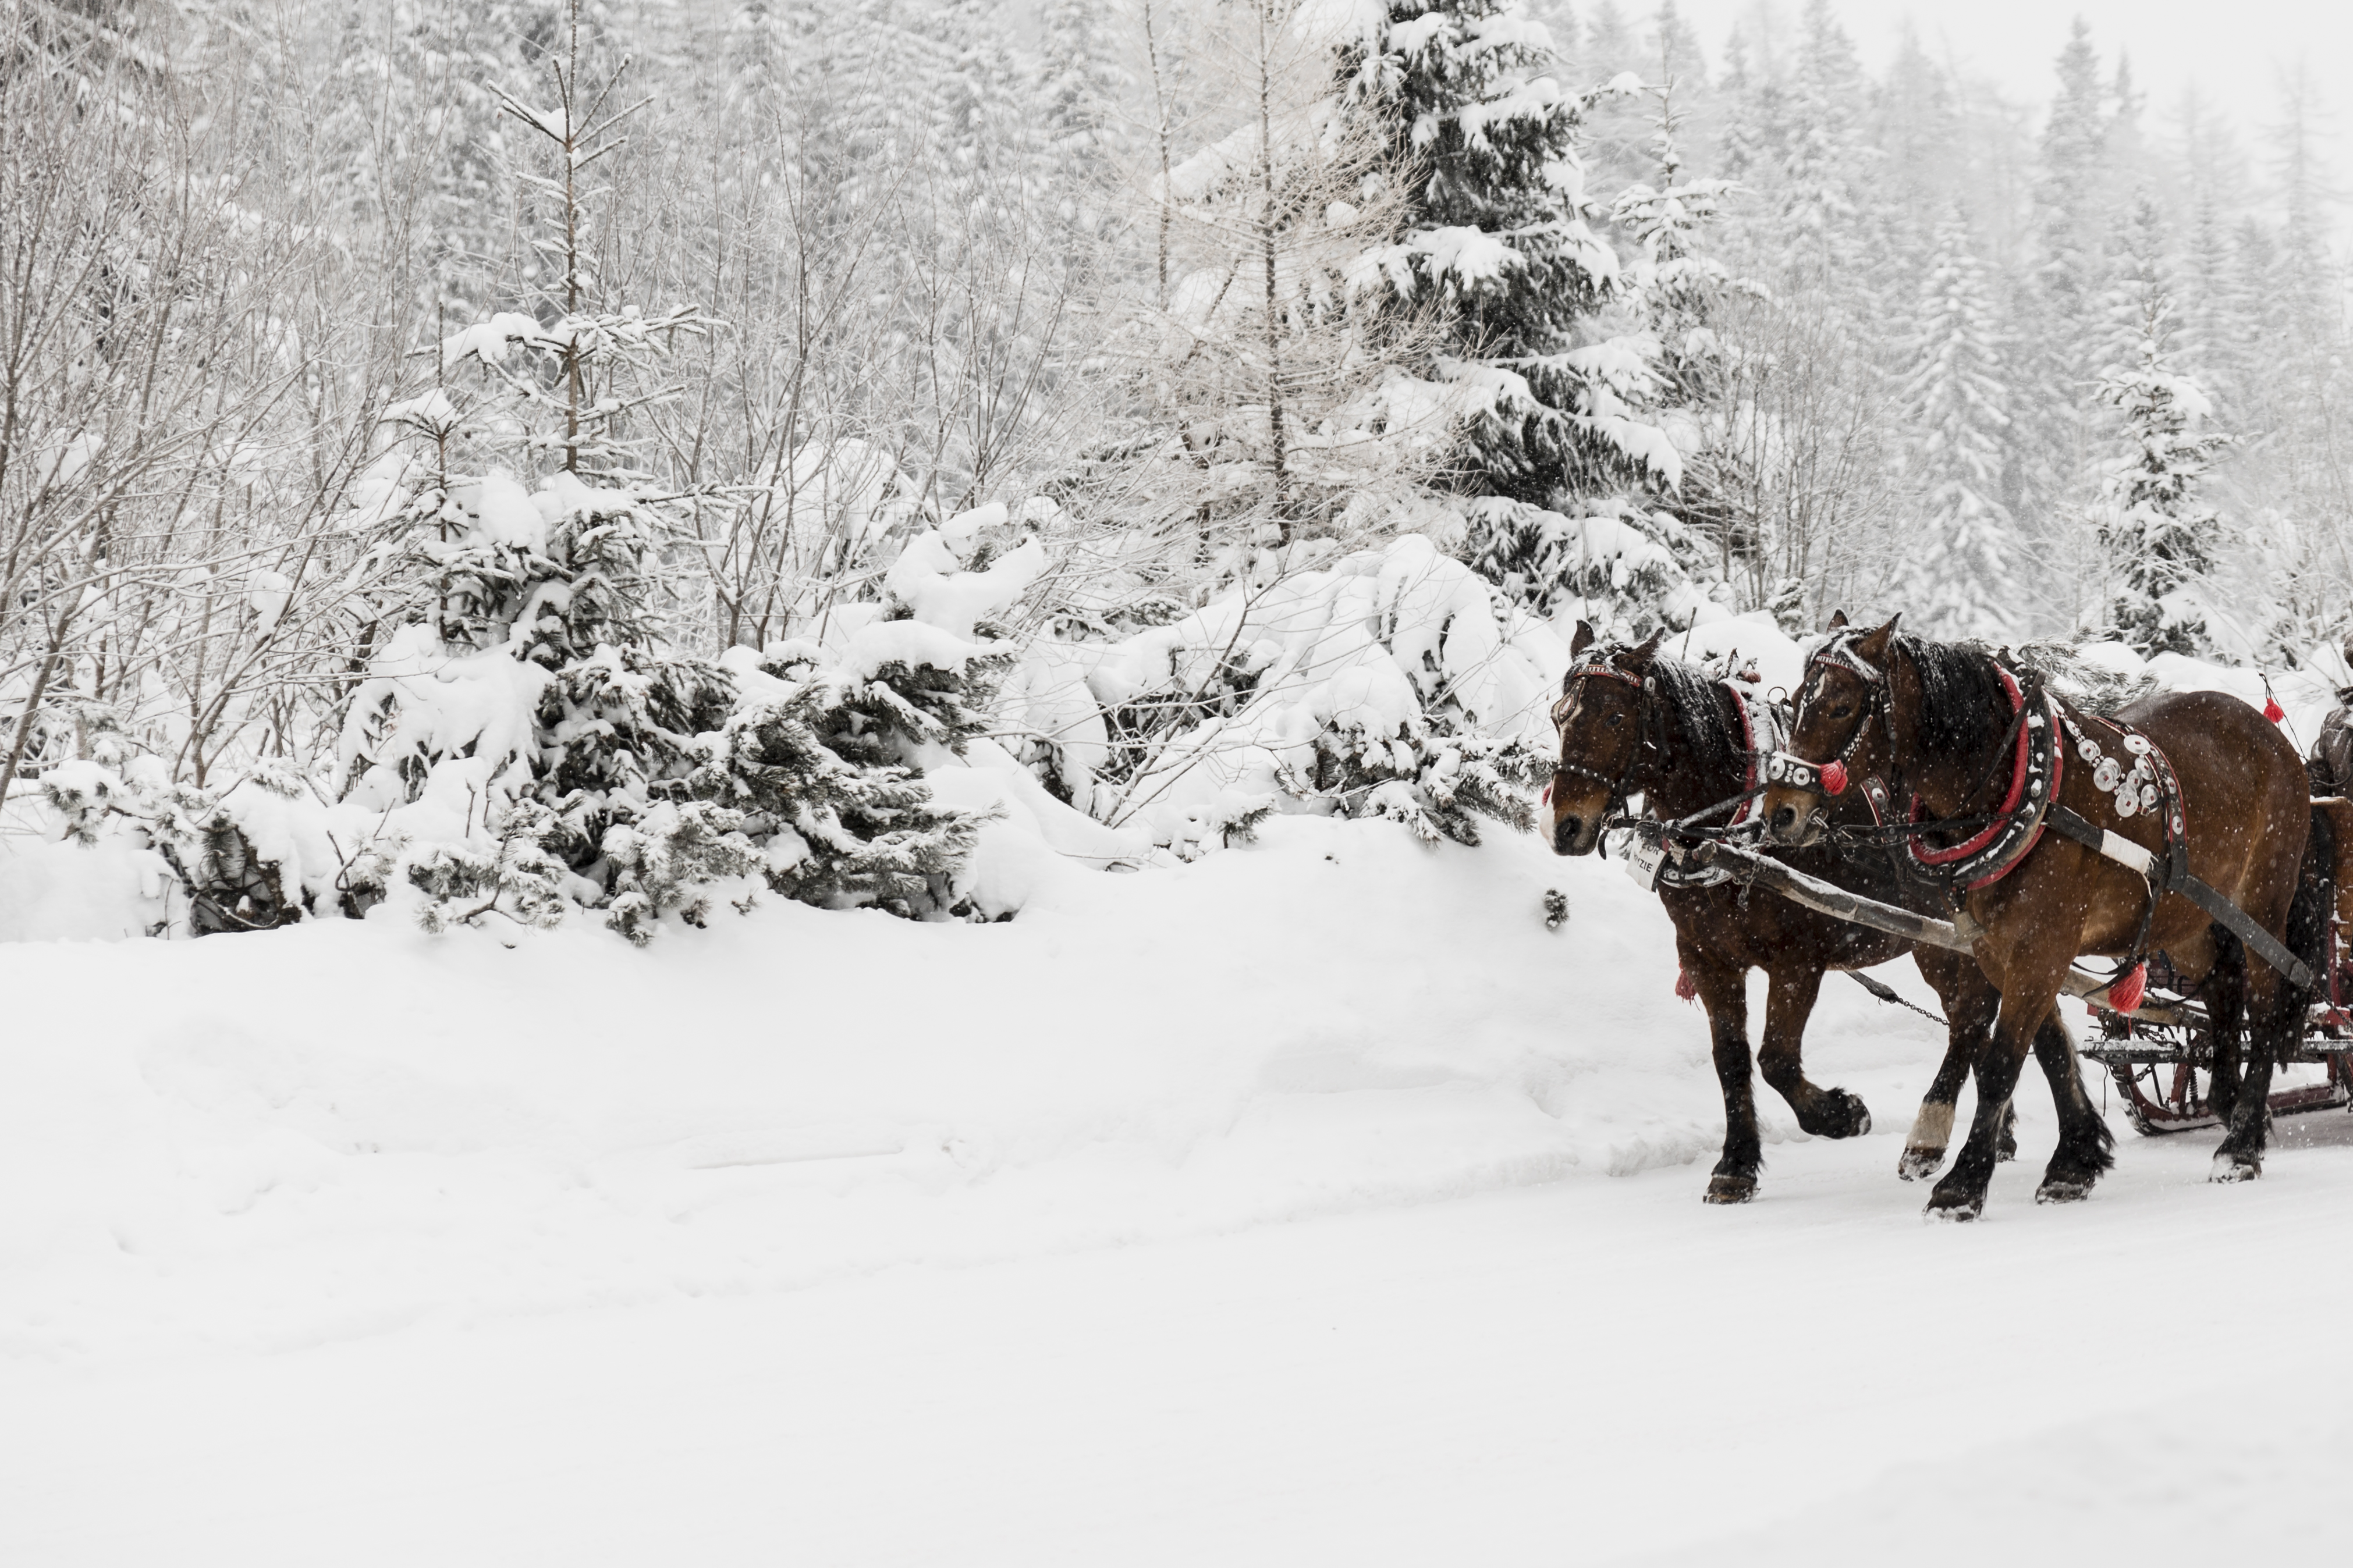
[
  {"left": 1827, "top": 609, "right": 1849, "bottom": 630},
  {"left": 1570, "top": 619, "right": 1595, "bottom": 657},
  {"left": 1855, "top": 613, "right": 1901, "bottom": 664},
  {"left": 1623, "top": 630, "right": 1666, "bottom": 673}
]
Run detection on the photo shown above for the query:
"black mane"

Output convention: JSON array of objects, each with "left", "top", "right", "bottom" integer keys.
[
  {"left": 1896, "top": 633, "right": 2015, "bottom": 763},
  {"left": 1632, "top": 652, "right": 1749, "bottom": 779}
]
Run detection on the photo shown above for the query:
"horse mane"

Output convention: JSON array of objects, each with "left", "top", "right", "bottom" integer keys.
[
  {"left": 1894, "top": 634, "right": 2015, "bottom": 762},
  {"left": 1628, "top": 652, "right": 1748, "bottom": 776},
  {"left": 2001, "top": 639, "right": 2160, "bottom": 717}
]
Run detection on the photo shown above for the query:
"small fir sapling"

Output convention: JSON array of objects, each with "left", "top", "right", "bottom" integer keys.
[{"left": 687, "top": 678, "right": 987, "bottom": 917}]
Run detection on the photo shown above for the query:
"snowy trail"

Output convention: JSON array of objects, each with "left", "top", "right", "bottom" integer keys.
[
  {"left": 9, "top": 1105, "right": 2351, "bottom": 1567},
  {"left": 6, "top": 818, "right": 2352, "bottom": 1563}
]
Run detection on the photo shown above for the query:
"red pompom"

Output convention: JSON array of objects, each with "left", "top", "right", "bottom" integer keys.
[
  {"left": 1674, "top": 968, "right": 1699, "bottom": 1004},
  {"left": 2264, "top": 697, "right": 2286, "bottom": 723},
  {"left": 2107, "top": 963, "right": 2148, "bottom": 1016},
  {"left": 1819, "top": 759, "right": 1848, "bottom": 796}
]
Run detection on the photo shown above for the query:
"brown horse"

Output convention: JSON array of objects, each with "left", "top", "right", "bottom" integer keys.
[
  {"left": 1759, "top": 617, "right": 2329, "bottom": 1217},
  {"left": 1547, "top": 625, "right": 2105, "bottom": 1203}
]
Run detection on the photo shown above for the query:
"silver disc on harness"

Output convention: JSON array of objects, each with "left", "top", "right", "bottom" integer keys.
[
  {"left": 2093, "top": 758, "right": 2123, "bottom": 791},
  {"left": 2141, "top": 783, "right": 2159, "bottom": 810},
  {"left": 2124, "top": 734, "right": 2150, "bottom": 755},
  {"left": 2116, "top": 791, "right": 2139, "bottom": 817}
]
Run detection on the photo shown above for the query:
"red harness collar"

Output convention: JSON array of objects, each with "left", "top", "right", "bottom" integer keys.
[
  {"left": 1726, "top": 682, "right": 1761, "bottom": 828},
  {"left": 1906, "top": 665, "right": 2061, "bottom": 891}
]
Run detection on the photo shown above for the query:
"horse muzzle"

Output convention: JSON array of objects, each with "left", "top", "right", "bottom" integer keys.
[
  {"left": 1551, "top": 810, "right": 1605, "bottom": 856},
  {"left": 1758, "top": 784, "right": 1829, "bottom": 847}
]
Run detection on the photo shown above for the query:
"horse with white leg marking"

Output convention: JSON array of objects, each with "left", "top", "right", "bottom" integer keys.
[
  {"left": 1546, "top": 624, "right": 2098, "bottom": 1203},
  {"left": 1759, "top": 616, "right": 2327, "bottom": 1218}
]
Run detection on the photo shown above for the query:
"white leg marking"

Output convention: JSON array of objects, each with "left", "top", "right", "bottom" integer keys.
[{"left": 1907, "top": 1101, "right": 1955, "bottom": 1150}]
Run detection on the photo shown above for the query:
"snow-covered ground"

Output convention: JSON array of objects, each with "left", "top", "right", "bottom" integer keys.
[{"left": 5, "top": 818, "right": 2350, "bottom": 1564}]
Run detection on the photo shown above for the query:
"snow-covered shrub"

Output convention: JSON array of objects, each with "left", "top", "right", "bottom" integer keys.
[
  {"left": 1071, "top": 534, "right": 1563, "bottom": 849},
  {"left": 407, "top": 800, "right": 572, "bottom": 937},
  {"left": 38, "top": 760, "right": 302, "bottom": 936},
  {"left": 690, "top": 667, "right": 988, "bottom": 918},
  {"left": 1460, "top": 497, "right": 1724, "bottom": 634},
  {"left": 601, "top": 801, "right": 765, "bottom": 945}
]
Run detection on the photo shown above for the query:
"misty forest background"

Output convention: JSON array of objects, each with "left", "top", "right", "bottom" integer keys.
[{"left": 6, "top": 0, "right": 2351, "bottom": 933}]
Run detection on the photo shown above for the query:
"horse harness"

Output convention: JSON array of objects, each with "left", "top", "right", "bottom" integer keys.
[
  {"left": 1766, "top": 633, "right": 2062, "bottom": 894},
  {"left": 1549, "top": 652, "right": 1783, "bottom": 890},
  {"left": 1765, "top": 630, "right": 2316, "bottom": 991}
]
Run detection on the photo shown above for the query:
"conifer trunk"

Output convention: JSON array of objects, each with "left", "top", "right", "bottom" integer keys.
[{"left": 1254, "top": 2, "right": 1289, "bottom": 539}]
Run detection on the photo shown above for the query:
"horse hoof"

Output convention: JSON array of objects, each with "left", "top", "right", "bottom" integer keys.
[
  {"left": 1704, "top": 1175, "right": 1757, "bottom": 1204},
  {"left": 2209, "top": 1153, "right": 2262, "bottom": 1184},
  {"left": 1925, "top": 1187, "right": 1983, "bottom": 1222},
  {"left": 2035, "top": 1178, "right": 2092, "bottom": 1205},
  {"left": 1896, "top": 1147, "right": 1943, "bottom": 1182},
  {"left": 1802, "top": 1094, "right": 1872, "bottom": 1140},
  {"left": 1996, "top": 1139, "right": 2018, "bottom": 1164}
]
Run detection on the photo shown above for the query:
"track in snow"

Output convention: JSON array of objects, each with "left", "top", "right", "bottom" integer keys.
[{"left": 8, "top": 1090, "right": 2350, "bottom": 1568}]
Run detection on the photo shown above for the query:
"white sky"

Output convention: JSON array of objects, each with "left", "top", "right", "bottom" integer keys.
[{"left": 1671, "top": 0, "right": 2353, "bottom": 200}]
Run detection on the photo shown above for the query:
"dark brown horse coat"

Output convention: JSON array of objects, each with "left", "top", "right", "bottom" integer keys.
[
  {"left": 1761, "top": 617, "right": 2328, "bottom": 1216},
  {"left": 1547, "top": 626, "right": 2107, "bottom": 1203}
]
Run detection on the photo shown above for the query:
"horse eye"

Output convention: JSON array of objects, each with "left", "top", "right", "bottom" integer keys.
[
  {"left": 1831, "top": 702, "right": 1854, "bottom": 719},
  {"left": 1606, "top": 712, "right": 1623, "bottom": 727}
]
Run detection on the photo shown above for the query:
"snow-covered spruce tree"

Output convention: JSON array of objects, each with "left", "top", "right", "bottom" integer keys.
[
  {"left": 2020, "top": 17, "right": 2118, "bottom": 532},
  {"left": 342, "top": 1, "right": 985, "bottom": 936},
  {"left": 1612, "top": 73, "right": 1752, "bottom": 587},
  {"left": 1335, "top": 1, "right": 1710, "bottom": 636},
  {"left": 1902, "top": 205, "right": 2021, "bottom": 637},
  {"left": 2091, "top": 243, "right": 2231, "bottom": 659}
]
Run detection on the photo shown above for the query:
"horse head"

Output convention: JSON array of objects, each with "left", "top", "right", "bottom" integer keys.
[
  {"left": 1546, "top": 622, "right": 1662, "bottom": 856},
  {"left": 1761, "top": 612, "right": 1901, "bottom": 847}
]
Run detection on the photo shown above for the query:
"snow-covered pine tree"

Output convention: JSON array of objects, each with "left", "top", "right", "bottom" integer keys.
[
  {"left": 1037, "top": 0, "right": 1134, "bottom": 174},
  {"left": 343, "top": 1, "right": 986, "bottom": 934},
  {"left": 1340, "top": 0, "right": 1675, "bottom": 510},
  {"left": 2091, "top": 214, "right": 2230, "bottom": 658},
  {"left": 1613, "top": 72, "right": 1748, "bottom": 580},
  {"left": 1335, "top": 1, "right": 1718, "bottom": 636},
  {"left": 1902, "top": 205, "right": 2020, "bottom": 637},
  {"left": 2021, "top": 18, "right": 2116, "bottom": 535}
]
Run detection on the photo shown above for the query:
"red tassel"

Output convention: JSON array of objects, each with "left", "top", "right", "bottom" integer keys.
[
  {"left": 2264, "top": 696, "right": 2286, "bottom": 723},
  {"left": 1674, "top": 968, "right": 1698, "bottom": 1004},
  {"left": 1819, "top": 759, "right": 1848, "bottom": 796},
  {"left": 2107, "top": 963, "right": 2148, "bottom": 1016}
]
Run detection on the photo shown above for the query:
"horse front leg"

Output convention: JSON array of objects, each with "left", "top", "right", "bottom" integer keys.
[
  {"left": 1758, "top": 965, "right": 1872, "bottom": 1140},
  {"left": 1927, "top": 961, "right": 2068, "bottom": 1220},
  {"left": 2028, "top": 1016, "right": 2114, "bottom": 1203},
  {"left": 1686, "top": 950, "right": 1761, "bottom": 1204},
  {"left": 1905, "top": 951, "right": 1996, "bottom": 1181}
]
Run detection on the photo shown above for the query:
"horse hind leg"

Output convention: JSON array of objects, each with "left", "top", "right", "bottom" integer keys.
[
  {"left": 1758, "top": 965, "right": 1872, "bottom": 1141},
  {"left": 2030, "top": 1016, "right": 2114, "bottom": 1203},
  {"left": 2214, "top": 813, "right": 2331, "bottom": 1182},
  {"left": 2203, "top": 928, "right": 2248, "bottom": 1125}
]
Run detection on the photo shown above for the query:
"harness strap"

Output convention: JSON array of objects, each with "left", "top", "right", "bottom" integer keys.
[{"left": 2043, "top": 802, "right": 2317, "bottom": 991}]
